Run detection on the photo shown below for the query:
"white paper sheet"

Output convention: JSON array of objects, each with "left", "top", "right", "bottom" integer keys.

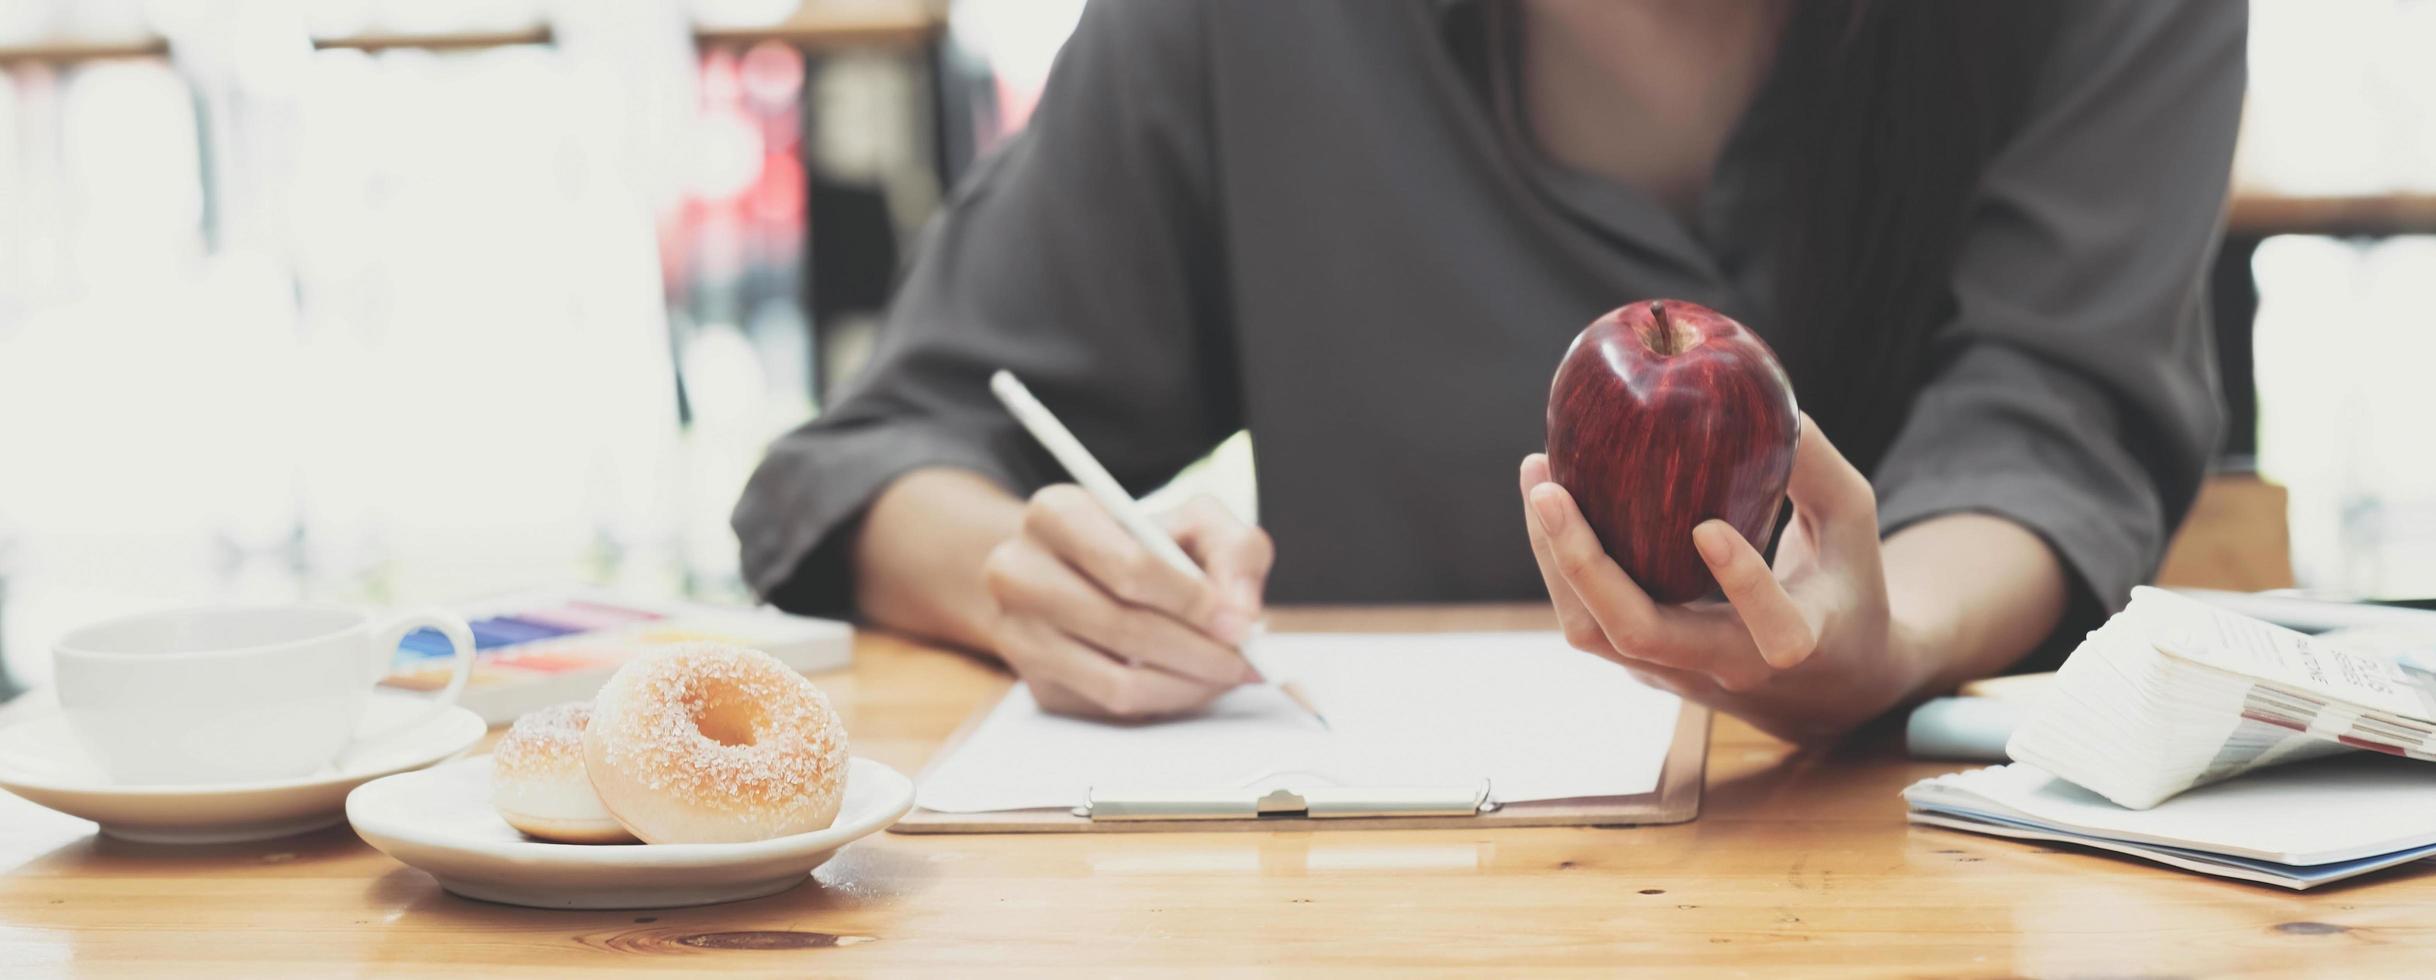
[{"left": 914, "top": 631, "right": 1683, "bottom": 813}]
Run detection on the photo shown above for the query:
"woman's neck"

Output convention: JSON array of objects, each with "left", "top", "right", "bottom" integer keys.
[{"left": 1516, "top": 0, "right": 1788, "bottom": 225}]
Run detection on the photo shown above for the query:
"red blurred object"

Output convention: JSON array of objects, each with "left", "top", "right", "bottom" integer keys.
[{"left": 1544, "top": 300, "right": 1799, "bottom": 604}]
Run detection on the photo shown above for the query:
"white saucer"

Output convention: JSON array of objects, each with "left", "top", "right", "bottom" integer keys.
[
  {"left": 0, "top": 692, "right": 486, "bottom": 844},
  {"left": 347, "top": 755, "right": 914, "bottom": 909}
]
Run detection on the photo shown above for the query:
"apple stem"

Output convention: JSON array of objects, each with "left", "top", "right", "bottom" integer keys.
[{"left": 1650, "top": 301, "right": 1683, "bottom": 356}]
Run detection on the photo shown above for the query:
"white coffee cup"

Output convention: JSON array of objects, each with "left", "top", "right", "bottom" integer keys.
[{"left": 52, "top": 604, "right": 477, "bottom": 785}]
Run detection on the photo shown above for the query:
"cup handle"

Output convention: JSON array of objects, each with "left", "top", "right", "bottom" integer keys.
[{"left": 348, "top": 608, "right": 477, "bottom": 754}]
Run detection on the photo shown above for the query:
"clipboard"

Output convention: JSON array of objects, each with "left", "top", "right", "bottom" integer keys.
[{"left": 891, "top": 697, "right": 1709, "bottom": 834}]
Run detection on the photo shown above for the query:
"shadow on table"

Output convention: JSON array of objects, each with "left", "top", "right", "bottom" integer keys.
[
  {"left": 1697, "top": 723, "right": 1909, "bottom": 821},
  {"left": 358, "top": 837, "right": 940, "bottom": 960},
  {"left": 9, "top": 823, "right": 368, "bottom": 876}
]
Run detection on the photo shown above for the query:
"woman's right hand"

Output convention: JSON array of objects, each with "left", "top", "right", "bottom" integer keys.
[{"left": 981, "top": 487, "right": 1273, "bottom": 721}]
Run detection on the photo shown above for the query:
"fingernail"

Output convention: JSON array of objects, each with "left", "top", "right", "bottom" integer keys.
[
  {"left": 1234, "top": 577, "right": 1263, "bottom": 615},
  {"left": 1693, "top": 522, "right": 1730, "bottom": 567},
  {"left": 1240, "top": 661, "right": 1265, "bottom": 684},
  {"left": 1529, "top": 486, "right": 1565, "bottom": 530},
  {"left": 1212, "top": 609, "right": 1251, "bottom": 646}
]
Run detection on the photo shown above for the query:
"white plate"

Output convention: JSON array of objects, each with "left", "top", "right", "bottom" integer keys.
[
  {"left": 0, "top": 691, "right": 486, "bottom": 844},
  {"left": 347, "top": 755, "right": 914, "bottom": 909}
]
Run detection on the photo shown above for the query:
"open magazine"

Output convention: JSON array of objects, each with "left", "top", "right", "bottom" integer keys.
[{"left": 2005, "top": 586, "right": 2436, "bottom": 810}]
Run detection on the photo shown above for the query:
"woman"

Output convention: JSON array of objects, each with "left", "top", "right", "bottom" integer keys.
[{"left": 732, "top": 0, "right": 2244, "bottom": 739}]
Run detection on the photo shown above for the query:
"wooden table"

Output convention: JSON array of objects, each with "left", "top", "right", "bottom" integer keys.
[
  {"left": 3, "top": 605, "right": 2428, "bottom": 976},
  {"left": 2226, "top": 190, "right": 2436, "bottom": 240},
  {"left": 0, "top": 0, "right": 944, "bottom": 65}
]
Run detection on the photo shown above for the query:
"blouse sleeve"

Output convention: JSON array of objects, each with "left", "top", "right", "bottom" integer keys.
[
  {"left": 1869, "top": 0, "right": 2247, "bottom": 656},
  {"left": 730, "top": 0, "right": 1237, "bottom": 613}
]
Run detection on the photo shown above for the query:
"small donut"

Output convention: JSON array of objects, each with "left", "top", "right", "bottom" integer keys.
[
  {"left": 491, "top": 702, "right": 636, "bottom": 844},
  {"left": 584, "top": 644, "right": 849, "bottom": 844}
]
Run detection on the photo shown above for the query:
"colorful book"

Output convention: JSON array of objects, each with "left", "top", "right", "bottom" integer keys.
[{"left": 380, "top": 589, "right": 851, "bottom": 725}]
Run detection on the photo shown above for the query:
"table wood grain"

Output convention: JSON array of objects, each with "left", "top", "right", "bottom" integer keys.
[{"left": 3, "top": 604, "right": 2428, "bottom": 977}]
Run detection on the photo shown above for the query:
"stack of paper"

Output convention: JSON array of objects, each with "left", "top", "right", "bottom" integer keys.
[
  {"left": 2005, "top": 586, "right": 2436, "bottom": 809},
  {"left": 1904, "top": 755, "right": 2436, "bottom": 889}
]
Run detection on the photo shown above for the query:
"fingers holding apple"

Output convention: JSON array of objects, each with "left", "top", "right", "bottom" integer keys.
[
  {"left": 1521, "top": 437, "right": 1892, "bottom": 732},
  {"left": 1528, "top": 301, "right": 1903, "bottom": 737},
  {"left": 1781, "top": 414, "right": 1882, "bottom": 558},
  {"left": 1519, "top": 463, "right": 1759, "bottom": 680},
  {"left": 1690, "top": 519, "right": 1816, "bottom": 670},
  {"left": 1675, "top": 416, "right": 1886, "bottom": 676},
  {"left": 1519, "top": 454, "right": 1616, "bottom": 659}
]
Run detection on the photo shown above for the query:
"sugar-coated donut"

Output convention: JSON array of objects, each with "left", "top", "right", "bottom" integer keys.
[
  {"left": 491, "top": 702, "right": 636, "bottom": 844},
  {"left": 583, "top": 644, "right": 849, "bottom": 844}
]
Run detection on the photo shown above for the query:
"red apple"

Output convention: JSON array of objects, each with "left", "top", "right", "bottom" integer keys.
[{"left": 1545, "top": 300, "right": 1799, "bottom": 604}]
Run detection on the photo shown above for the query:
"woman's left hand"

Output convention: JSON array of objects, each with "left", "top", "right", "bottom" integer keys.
[{"left": 1519, "top": 417, "right": 1925, "bottom": 741}]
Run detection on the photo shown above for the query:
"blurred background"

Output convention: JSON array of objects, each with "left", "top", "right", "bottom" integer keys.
[{"left": 0, "top": 0, "right": 2430, "bottom": 694}]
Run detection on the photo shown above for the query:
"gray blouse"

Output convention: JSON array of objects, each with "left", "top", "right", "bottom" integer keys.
[{"left": 734, "top": 0, "right": 2245, "bottom": 654}]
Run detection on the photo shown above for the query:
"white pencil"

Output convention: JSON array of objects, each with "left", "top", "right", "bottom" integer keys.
[{"left": 989, "top": 370, "right": 1328, "bottom": 728}]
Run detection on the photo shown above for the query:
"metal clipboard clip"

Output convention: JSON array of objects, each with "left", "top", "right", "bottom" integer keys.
[{"left": 1079, "top": 780, "right": 1495, "bottom": 822}]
